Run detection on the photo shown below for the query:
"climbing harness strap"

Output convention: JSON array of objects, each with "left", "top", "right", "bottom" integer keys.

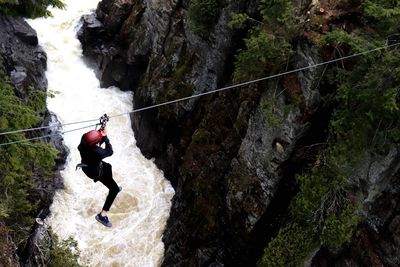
[{"left": 75, "top": 163, "right": 88, "bottom": 171}]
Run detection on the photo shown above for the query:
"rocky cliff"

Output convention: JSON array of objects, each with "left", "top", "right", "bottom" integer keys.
[
  {"left": 0, "top": 15, "right": 66, "bottom": 266},
  {"left": 78, "top": 0, "right": 320, "bottom": 265},
  {"left": 79, "top": 0, "right": 400, "bottom": 266}
]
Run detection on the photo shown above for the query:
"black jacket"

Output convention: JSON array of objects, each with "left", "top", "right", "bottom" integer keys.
[{"left": 78, "top": 135, "right": 113, "bottom": 180}]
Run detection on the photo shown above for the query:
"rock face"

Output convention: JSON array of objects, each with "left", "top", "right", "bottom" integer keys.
[
  {"left": 79, "top": 0, "right": 400, "bottom": 266},
  {"left": 0, "top": 15, "right": 66, "bottom": 266},
  {"left": 0, "top": 15, "right": 47, "bottom": 96},
  {"left": 79, "top": 0, "right": 323, "bottom": 265}
]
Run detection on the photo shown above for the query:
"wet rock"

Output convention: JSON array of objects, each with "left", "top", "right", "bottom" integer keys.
[
  {"left": 77, "top": 14, "right": 105, "bottom": 45},
  {"left": 78, "top": 1, "right": 139, "bottom": 90},
  {"left": 295, "top": 43, "right": 321, "bottom": 111},
  {"left": 44, "top": 111, "right": 69, "bottom": 165},
  {"left": 97, "top": 0, "right": 134, "bottom": 34},
  {"left": 0, "top": 15, "right": 47, "bottom": 92},
  {"left": 10, "top": 66, "right": 28, "bottom": 97},
  {"left": 12, "top": 17, "right": 38, "bottom": 45}
]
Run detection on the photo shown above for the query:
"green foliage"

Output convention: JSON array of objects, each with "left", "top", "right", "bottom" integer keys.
[
  {"left": 291, "top": 160, "right": 358, "bottom": 247},
  {"left": 363, "top": 0, "right": 400, "bottom": 19},
  {"left": 323, "top": 30, "right": 372, "bottom": 52},
  {"left": 261, "top": 97, "right": 282, "bottom": 128},
  {"left": 362, "top": 0, "right": 400, "bottom": 34},
  {"left": 0, "top": 203, "right": 8, "bottom": 218},
  {"left": 0, "top": 69, "right": 41, "bottom": 131},
  {"left": 321, "top": 30, "right": 385, "bottom": 70},
  {"left": 0, "top": 0, "right": 65, "bottom": 18},
  {"left": 320, "top": 206, "right": 359, "bottom": 248},
  {"left": 232, "top": 0, "right": 296, "bottom": 81},
  {"left": 291, "top": 169, "right": 335, "bottom": 219},
  {"left": 188, "top": 0, "right": 222, "bottom": 34},
  {"left": 234, "top": 31, "right": 292, "bottom": 80},
  {"left": 26, "top": 86, "right": 47, "bottom": 112},
  {"left": 229, "top": 13, "right": 251, "bottom": 29},
  {"left": 258, "top": 223, "right": 317, "bottom": 267},
  {"left": 0, "top": 57, "right": 57, "bottom": 246},
  {"left": 259, "top": 0, "right": 292, "bottom": 25},
  {"left": 230, "top": 0, "right": 296, "bottom": 34},
  {"left": 330, "top": 51, "right": 400, "bottom": 159},
  {"left": 261, "top": 96, "right": 292, "bottom": 128},
  {"left": 50, "top": 234, "right": 81, "bottom": 267}
]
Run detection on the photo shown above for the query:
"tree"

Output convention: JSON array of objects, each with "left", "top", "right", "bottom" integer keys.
[{"left": 0, "top": 0, "right": 65, "bottom": 18}]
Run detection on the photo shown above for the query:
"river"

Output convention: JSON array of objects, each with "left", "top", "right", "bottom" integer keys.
[{"left": 27, "top": 1, "right": 174, "bottom": 266}]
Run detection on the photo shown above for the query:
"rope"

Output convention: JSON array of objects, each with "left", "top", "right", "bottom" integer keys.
[{"left": 0, "top": 41, "right": 399, "bottom": 146}]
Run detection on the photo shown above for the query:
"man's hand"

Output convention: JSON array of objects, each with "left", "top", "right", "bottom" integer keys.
[{"left": 100, "top": 127, "right": 107, "bottom": 136}]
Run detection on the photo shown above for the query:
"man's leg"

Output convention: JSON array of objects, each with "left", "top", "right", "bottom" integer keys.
[{"left": 98, "top": 163, "right": 120, "bottom": 211}]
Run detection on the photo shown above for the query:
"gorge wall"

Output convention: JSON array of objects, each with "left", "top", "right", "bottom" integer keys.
[
  {"left": 79, "top": 0, "right": 400, "bottom": 266},
  {"left": 78, "top": 0, "right": 321, "bottom": 265},
  {"left": 0, "top": 15, "right": 66, "bottom": 266}
]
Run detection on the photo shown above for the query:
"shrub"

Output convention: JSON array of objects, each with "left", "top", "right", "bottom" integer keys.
[
  {"left": 232, "top": 0, "right": 296, "bottom": 81},
  {"left": 0, "top": 0, "right": 65, "bottom": 18},
  {"left": 188, "top": 0, "right": 222, "bottom": 34},
  {"left": 363, "top": 0, "right": 400, "bottom": 19},
  {"left": 320, "top": 206, "right": 359, "bottom": 248},
  {"left": 259, "top": 0, "right": 292, "bottom": 25},
  {"left": 258, "top": 223, "right": 317, "bottom": 267},
  {"left": 261, "top": 97, "right": 283, "bottom": 129},
  {"left": 362, "top": 0, "right": 400, "bottom": 35},
  {"left": 234, "top": 31, "right": 292, "bottom": 80},
  {"left": 50, "top": 234, "right": 81, "bottom": 267},
  {"left": 0, "top": 57, "right": 57, "bottom": 245}
]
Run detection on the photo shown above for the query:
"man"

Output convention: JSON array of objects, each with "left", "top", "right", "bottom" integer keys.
[{"left": 78, "top": 127, "right": 121, "bottom": 227}]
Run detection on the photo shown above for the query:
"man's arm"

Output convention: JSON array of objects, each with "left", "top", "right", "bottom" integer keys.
[
  {"left": 95, "top": 135, "right": 113, "bottom": 159},
  {"left": 94, "top": 127, "right": 113, "bottom": 159}
]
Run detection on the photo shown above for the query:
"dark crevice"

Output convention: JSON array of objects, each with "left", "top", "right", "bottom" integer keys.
[{"left": 242, "top": 103, "right": 333, "bottom": 266}]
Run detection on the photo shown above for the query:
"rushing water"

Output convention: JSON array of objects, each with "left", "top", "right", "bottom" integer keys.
[{"left": 28, "top": 1, "right": 174, "bottom": 266}]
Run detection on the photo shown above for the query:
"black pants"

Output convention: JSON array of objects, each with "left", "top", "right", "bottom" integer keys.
[{"left": 97, "top": 162, "right": 120, "bottom": 211}]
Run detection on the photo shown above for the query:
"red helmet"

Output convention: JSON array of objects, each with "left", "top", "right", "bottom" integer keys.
[{"left": 83, "top": 130, "right": 102, "bottom": 146}]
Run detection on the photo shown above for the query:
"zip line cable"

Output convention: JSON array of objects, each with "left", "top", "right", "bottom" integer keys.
[
  {"left": 0, "top": 117, "right": 101, "bottom": 136},
  {"left": 0, "top": 41, "right": 399, "bottom": 146},
  {"left": 0, "top": 124, "right": 97, "bottom": 147},
  {"left": 108, "top": 41, "right": 400, "bottom": 118}
]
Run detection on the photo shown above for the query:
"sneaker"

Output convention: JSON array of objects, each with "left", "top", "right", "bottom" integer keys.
[{"left": 95, "top": 214, "right": 112, "bottom": 227}]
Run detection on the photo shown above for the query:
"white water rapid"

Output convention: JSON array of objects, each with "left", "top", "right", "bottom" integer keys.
[{"left": 27, "top": 1, "right": 174, "bottom": 266}]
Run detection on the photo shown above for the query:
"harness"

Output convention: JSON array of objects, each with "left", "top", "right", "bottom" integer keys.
[{"left": 75, "top": 163, "right": 88, "bottom": 171}]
